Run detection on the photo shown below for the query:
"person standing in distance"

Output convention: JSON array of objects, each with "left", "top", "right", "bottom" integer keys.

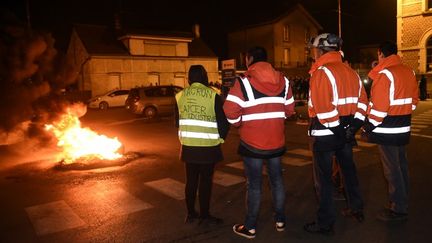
[
  {"left": 175, "top": 65, "right": 230, "bottom": 225},
  {"left": 224, "top": 46, "right": 295, "bottom": 239},
  {"left": 305, "top": 33, "right": 368, "bottom": 235},
  {"left": 362, "top": 41, "right": 419, "bottom": 221}
]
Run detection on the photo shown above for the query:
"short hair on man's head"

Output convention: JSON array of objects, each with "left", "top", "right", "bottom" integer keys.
[
  {"left": 247, "top": 46, "right": 267, "bottom": 64},
  {"left": 379, "top": 41, "right": 397, "bottom": 57},
  {"left": 188, "top": 65, "right": 208, "bottom": 86}
]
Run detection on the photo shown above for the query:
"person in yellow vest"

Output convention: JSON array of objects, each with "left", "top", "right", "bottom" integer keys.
[{"left": 175, "top": 65, "right": 230, "bottom": 225}]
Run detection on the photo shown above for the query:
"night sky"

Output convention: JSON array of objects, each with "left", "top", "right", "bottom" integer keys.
[{"left": 1, "top": 0, "right": 396, "bottom": 61}]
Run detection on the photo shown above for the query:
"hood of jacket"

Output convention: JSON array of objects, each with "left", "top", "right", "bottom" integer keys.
[
  {"left": 368, "top": 54, "right": 402, "bottom": 80},
  {"left": 309, "top": 51, "right": 342, "bottom": 75},
  {"left": 244, "top": 62, "right": 285, "bottom": 96}
]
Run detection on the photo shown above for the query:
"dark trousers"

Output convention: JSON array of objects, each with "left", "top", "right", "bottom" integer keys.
[
  {"left": 378, "top": 145, "right": 409, "bottom": 214},
  {"left": 185, "top": 163, "right": 215, "bottom": 217},
  {"left": 312, "top": 143, "right": 363, "bottom": 227},
  {"left": 335, "top": 143, "right": 364, "bottom": 211}
]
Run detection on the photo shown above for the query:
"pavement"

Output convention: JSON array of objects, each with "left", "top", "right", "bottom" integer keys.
[{"left": 0, "top": 100, "right": 431, "bottom": 242}]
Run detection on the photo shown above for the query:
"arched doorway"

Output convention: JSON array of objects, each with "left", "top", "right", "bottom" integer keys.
[{"left": 427, "top": 36, "right": 432, "bottom": 72}]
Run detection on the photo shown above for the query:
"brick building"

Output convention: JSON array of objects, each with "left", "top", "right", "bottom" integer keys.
[{"left": 397, "top": 0, "right": 432, "bottom": 96}]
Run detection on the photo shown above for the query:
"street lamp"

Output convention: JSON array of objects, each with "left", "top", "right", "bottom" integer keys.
[{"left": 338, "top": 0, "right": 341, "bottom": 37}]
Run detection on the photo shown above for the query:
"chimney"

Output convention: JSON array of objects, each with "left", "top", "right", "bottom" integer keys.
[{"left": 193, "top": 24, "right": 200, "bottom": 38}]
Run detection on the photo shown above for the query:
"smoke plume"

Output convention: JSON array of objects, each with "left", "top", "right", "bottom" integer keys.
[{"left": 0, "top": 9, "right": 78, "bottom": 145}]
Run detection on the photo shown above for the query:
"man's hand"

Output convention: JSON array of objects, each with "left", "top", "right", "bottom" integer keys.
[
  {"left": 361, "top": 122, "right": 376, "bottom": 133},
  {"left": 345, "top": 126, "right": 356, "bottom": 142},
  {"left": 329, "top": 125, "right": 346, "bottom": 139}
]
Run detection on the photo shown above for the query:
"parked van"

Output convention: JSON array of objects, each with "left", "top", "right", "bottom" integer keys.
[{"left": 125, "top": 85, "right": 183, "bottom": 118}]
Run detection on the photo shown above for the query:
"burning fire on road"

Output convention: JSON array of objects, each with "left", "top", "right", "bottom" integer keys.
[
  {"left": 44, "top": 104, "right": 123, "bottom": 164},
  {"left": 44, "top": 104, "right": 142, "bottom": 170}
]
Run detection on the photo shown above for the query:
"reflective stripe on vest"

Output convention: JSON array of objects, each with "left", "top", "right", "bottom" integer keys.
[
  {"left": 176, "top": 83, "right": 222, "bottom": 146},
  {"left": 225, "top": 77, "right": 291, "bottom": 123},
  {"left": 379, "top": 69, "right": 413, "bottom": 107}
]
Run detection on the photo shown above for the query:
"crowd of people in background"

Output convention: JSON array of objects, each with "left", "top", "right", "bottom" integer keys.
[{"left": 289, "top": 76, "right": 310, "bottom": 100}]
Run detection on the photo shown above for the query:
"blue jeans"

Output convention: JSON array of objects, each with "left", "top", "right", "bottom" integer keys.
[
  {"left": 243, "top": 156, "right": 286, "bottom": 230},
  {"left": 378, "top": 145, "right": 409, "bottom": 214}
]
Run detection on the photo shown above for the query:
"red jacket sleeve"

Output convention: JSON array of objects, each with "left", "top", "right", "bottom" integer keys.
[{"left": 223, "top": 80, "right": 244, "bottom": 127}]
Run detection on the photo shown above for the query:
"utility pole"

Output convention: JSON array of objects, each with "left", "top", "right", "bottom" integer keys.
[
  {"left": 338, "top": 0, "right": 342, "bottom": 37},
  {"left": 26, "top": 0, "right": 31, "bottom": 31}
]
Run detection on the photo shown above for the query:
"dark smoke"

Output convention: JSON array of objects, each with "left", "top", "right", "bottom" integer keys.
[{"left": 0, "top": 9, "right": 78, "bottom": 144}]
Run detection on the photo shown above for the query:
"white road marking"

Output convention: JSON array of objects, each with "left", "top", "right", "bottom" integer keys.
[
  {"left": 286, "top": 148, "right": 312, "bottom": 157},
  {"left": 411, "top": 121, "right": 430, "bottom": 125},
  {"left": 225, "top": 161, "right": 269, "bottom": 175},
  {"left": 25, "top": 200, "right": 85, "bottom": 236},
  {"left": 353, "top": 147, "right": 362, "bottom": 152},
  {"left": 225, "top": 161, "right": 244, "bottom": 170},
  {"left": 213, "top": 171, "right": 245, "bottom": 186},
  {"left": 282, "top": 156, "right": 311, "bottom": 166},
  {"left": 411, "top": 124, "right": 428, "bottom": 128},
  {"left": 95, "top": 187, "right": 153, "bottom": 215},
  {"left": 145, "top": 178, "right": 185, "bottom": 200},
  {"left": 357, "top": 141, "right": 376, "bottom": 147},
  {"left": 412, "top": 118, "right": 431, "bottom": 121},
  {"left": 411, "top": 133, "right": 432, "bottom": 139}
]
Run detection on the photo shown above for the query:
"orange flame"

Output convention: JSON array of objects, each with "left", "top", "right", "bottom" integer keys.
[{"left": 45, "top": 108, "right": 122, "bottom": 164}]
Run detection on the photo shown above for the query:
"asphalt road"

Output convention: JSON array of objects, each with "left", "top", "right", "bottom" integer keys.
[{"left": 0, "top": 101, "right": 432, "bottom": 243}]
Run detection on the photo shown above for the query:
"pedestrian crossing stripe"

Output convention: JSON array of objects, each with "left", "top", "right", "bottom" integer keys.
[
  {"left": 353, "top": 147, "right": 361, "bottom": 152},
  {"left": 95, "top": 187, "right": 153, "bottom": 215},
  {"left": 412, "top": 117, "right": 431, "bottom": 121},
  {"left": 225, "top": 161, "right": 244, "bottom": 170},
  {"left": 296, "top": 120, "right": 309, "bottom": 125},
  {"left": 213, "top": 171, "right": 245, "bottom": 186},
  {"left": 25, "top": 200, "right": 86, "bottom": 236},
  {"left": 356, "top": 141, "right": 376, "bottom": 147},
  {"left": 144, "top": 178, "right": 185, "bottom": 200},
  {"left": 411, "top": 133, "right": 432, "bottom": 139},
  {"left": 282, "top": 156, "right": 311, "bottom": 166},
  {"left": 411, "top": 121, "right": 430, "bottom": 125},
  {"left": 417, "top": 114, "right": 432, "bottom": 118},
  {"left": 286, "top": 148, "right": 312, "bottom": 157},
  {"left": 225, "top": 161, "right": 269, "bottom": 174},
  {"left": 411, "top": 124, "right": 428, "bottom": 128}
]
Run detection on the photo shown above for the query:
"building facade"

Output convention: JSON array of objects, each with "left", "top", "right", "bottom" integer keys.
[
  {"left": 66, "top": 24, "right": 218, "bottom": 97},
  {"left": 397, "top": 0, "right": 432, "bottom": 95},
  {"left": 227, "top": 4, "right": 322, "bottom": 75}
]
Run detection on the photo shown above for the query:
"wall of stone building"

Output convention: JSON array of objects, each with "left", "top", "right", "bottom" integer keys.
[
  {"left": 402, "top": 50, "right": 421, "bottom": 70},
  {"left": 85, "top": 57, "right": 218, "bottom": 96},
  {"left": 398, "top": 0, "right": 432, "bottom": 97},
  {"left": 399, "top": 0, "right": 432, "bottom": 72},
  {"left": 401, "top": 0, "right": 423, "bottom": 14},
  {"left": 401, "top": 16, "right": 432, "bottom": 48}
]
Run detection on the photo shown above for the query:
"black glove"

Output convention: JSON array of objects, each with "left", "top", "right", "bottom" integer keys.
[
  {"left": 345, "top": 126, "right": 356, "bottom": 142},
  {"left": 362, "top": 122, "right": 376, "bottom": 133},
  {"left": 329, "top": 125, "right": 346, "bottom": 139}
]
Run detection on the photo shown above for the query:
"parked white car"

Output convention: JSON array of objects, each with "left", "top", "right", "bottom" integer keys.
[{"left": 88, "top": 89, "right": 130, "bottom": 109}]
